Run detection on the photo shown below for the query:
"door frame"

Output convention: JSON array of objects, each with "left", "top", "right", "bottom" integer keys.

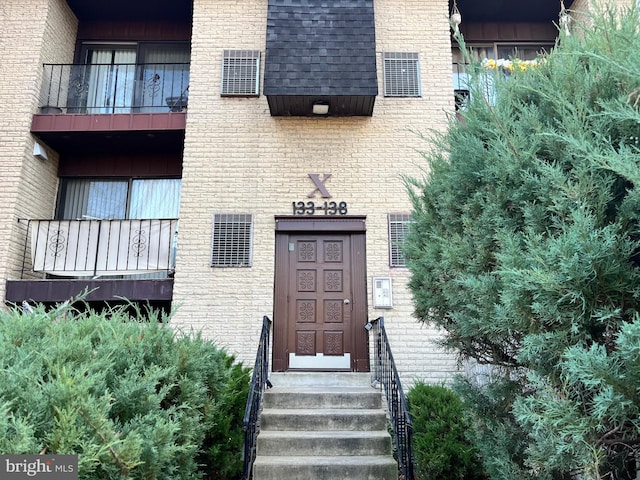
[{"left": 272, "top": 216, "right": 369, "bottom": 372}]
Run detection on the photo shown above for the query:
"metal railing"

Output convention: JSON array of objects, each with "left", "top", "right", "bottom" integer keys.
[
  {"left": 18, "top": 218, "right": 179, "bottom": 279},
  {"left": 39, "top": 63, "right": 189, "bottom": 113},
  {"left": 367, "top": 316, "right": 415, "bottom": 480},
  {"left": 243, "top": 316, "right": 273, "bottom": 480}
]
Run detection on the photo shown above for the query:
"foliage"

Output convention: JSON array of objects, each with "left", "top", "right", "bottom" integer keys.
[
  {"left": 0, "top": 303, "right": 250, "bottom": 480},
  {"left": 405, "top": 4, "right": 640, "bottom": 479},
  {"left": 407, "top": 381, "right": 486, "bottom": 480}
]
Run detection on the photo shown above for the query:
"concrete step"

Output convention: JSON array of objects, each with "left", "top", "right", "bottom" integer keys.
[
  {"left": 260, "top": 408, "right": 388, "bottom": 431},
  {"left": 252, "top": 373, "right": 397, "bottom": 480},
  {"left": 263, "top": 386, "right": 383, "bottom": 409},
  {"left": 269, "top": 371, "right": 372, "bottom": 387},
  {"left": 257, "top": 430, "right": 392, "bottom": 456},
  {"left": 252, "top": 455, "right": 399, "bottom": 480}
]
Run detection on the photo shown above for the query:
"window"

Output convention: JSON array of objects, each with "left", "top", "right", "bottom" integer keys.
[
  {"left": 57, "top": 178, "right": 181, "bottom": 220},
  {"left": 383, "top": 52, "right": 421, "bottom": 97},
  {"left": 221, "top": 50, "right": 260, "bottom": 96},
  {"left": 211, "top": 214, "right": 253, "bottom": 267},
  {"left": 388, "top": 213, "right": 413, "bottom": 267}
]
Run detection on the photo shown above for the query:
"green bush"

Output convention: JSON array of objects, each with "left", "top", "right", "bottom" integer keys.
[
  {"left": 404, "top": 4, "right": 640, "bottom": 478},
  {"left": 407, "top": 381, "right": 486, "bottom": 480},
  {"left": 0, "top": 303, "right": 250, "bottom": 480}
]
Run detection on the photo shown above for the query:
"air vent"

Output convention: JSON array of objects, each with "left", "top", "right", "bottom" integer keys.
[
  {"left": 211, "top": 214, "right": 253, "bottom": 267},
  {"left": 221, "top": 50, "right": 260, "bottom": 96},
  {"left": 383, "top": 52, "right": 421, "bottom": 97},
  {"left": 388, "top": 213, "right": 413, "bottom": 267}
]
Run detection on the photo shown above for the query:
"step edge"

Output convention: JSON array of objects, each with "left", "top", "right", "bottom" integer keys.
[
  {"left": 257, "top": 430, "right": 391, "bottom": 437},
  {"left": 253, "top": 455, "right": 398, "bottom": 464}
]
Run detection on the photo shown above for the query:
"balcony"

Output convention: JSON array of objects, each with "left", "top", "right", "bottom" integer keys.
[
  {"left": 6, "top": 219, "right": 178, "bottom": 305},
  {"left": 40, "top": 63, "right": 189, "bottom": 114},
  {"left": 32, "top": 63, "right": 189, "bottom": 155}
]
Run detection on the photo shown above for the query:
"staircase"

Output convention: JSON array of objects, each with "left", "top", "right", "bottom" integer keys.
[{"left": 252, "top": 372, "right": 398, "bottom": 480}]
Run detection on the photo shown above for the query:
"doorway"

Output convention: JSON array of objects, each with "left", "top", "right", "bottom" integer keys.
[{"left": 272, "top": 216, "right": 369, "bottom": 372}]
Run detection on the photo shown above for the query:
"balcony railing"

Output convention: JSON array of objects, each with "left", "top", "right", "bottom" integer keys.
[
  {"left": 18, "top": 219, "right": 179, "bottom": 279},
  {"left": 39, "top": 63, "right": 189, "bottom": 114}
]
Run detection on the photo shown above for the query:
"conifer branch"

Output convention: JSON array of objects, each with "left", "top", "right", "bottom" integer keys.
[{"left": 75, "top": 407, "right": 130, "bottom": 476}]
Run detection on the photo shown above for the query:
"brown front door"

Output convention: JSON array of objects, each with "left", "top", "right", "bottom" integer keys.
[{"left": 272, "top": 217, "right": 369, "bottom": 372}]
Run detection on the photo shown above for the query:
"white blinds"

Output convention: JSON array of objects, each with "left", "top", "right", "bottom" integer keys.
[{"left": 59, "top": 179, "right": 181, "bottom": 221}]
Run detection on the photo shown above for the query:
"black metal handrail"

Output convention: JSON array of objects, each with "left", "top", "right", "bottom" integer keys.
[
  {"left": 243, "top": 316, "right": 272, "bottom": 480},
  {"left": 39, "top": 63, "right": 190, "bottom": 113},
  {"left": 367, "top": 316, "right": 415, "bottom": 480}
]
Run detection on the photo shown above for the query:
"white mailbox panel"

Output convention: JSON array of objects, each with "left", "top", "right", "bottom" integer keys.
[{"left": 373, "top": 276, "right": 393, "bottom": 308}]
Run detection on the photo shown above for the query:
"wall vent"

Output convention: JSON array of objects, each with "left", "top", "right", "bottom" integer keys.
[
  {"left": 211, "top": 214, "right": 253, "bottom": 267},
  {"left": 382, "top": 52, "right": 421, "bottom": 97},
  {"left": 221, "top": 50, "right": 260, "bottom": 96},
  {"left": 388, "top": 213, "right": 413, "bottom": 267}
]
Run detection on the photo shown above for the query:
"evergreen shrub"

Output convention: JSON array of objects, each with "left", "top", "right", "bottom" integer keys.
[
  {"left": 405, "top": 4, "right": 640, "bottom": 479},
  {"left": 0, "top": 303, "right": 250, "bottom": 480},
  {"left": 407, "top": 381, "right": 486, "bottom": 480}
]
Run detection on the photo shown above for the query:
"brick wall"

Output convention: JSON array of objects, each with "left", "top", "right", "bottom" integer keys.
[
  {"left": 570, "top": 0, "right": 633, "bottom": 26},
  {"left": 0, "top": 0, "right": 77, "bottom": 300},
  {"left": 573, "top": 0, "right": 633, "bottom": 9},
  {"left": 173, "top": 0, "right": 460, "bottom": 384}
]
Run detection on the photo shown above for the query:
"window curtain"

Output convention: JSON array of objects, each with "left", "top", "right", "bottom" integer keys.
[
  {"left": 59, "top": 178, "right": 181, "bottom": 220},
  {"left": 86, "top": 49, "right": 136, "bottom": 113},
  {"left": 59, "top": 180, "right": 128, "bottom": 220},
  {"left": 129, "top": 179, "right": 182, "bottom": 219}
]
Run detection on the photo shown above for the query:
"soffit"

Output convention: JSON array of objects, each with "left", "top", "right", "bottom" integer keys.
[
  {"left": 66, "top": 0, "right": 192, "bottom": 21},
  {"left": 452, "top": 0, "right": 575, "bottom": 23}
]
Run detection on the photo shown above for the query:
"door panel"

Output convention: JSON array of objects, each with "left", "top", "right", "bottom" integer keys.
[
  {"left": 273, "top": 224, "right": 368, "bottom": 371},
  {"left": 288, "top": 236, "right": 351, "bottom": 363}
]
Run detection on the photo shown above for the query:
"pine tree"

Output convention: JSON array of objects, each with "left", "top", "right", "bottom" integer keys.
[{"left": 405, "top": 5, "right": 640, "bottom": 479}]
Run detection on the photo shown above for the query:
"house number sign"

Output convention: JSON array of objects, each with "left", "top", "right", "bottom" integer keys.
[
  {"left": 291, "top": 174, "right": 349, "bottom": 216},
  {"left": 291, "top": 200, "right": 348, "bottom": 215}
]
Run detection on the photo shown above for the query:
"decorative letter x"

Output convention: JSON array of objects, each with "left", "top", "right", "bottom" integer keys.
[{"left": 307, "top": 174, "right": 332, "bottom": 198}]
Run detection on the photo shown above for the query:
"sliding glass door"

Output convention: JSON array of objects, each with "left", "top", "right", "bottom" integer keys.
[{"left": 84, "top": 47, "right": 137, "bottom": 113}]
